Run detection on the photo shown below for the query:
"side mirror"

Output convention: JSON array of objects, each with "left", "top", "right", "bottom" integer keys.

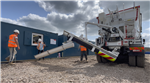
[{"left": 143, "top": 39, "right": 145, "bottom": 44}]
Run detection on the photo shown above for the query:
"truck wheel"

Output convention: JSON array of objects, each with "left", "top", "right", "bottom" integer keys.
[
  {"left": 129, "top": 56, "right": 136, "bottom": 66},
  {"left": 96, "top": 54, "right": 108, "bottom": 63},
  {"left": 96, "top": 54, "right": 102, "bottom": 63},
  {"left": 137, "top": 55, "right": 145, "bottom": 67},
  {"left": 101, "top": 57, "right": 108, "bottom": 63}
]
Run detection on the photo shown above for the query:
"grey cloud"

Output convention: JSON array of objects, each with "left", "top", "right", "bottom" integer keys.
[
  {"left": 99, "top": 1, "right": 150, "bottom": 21},
  {"left": 83, "top": 1, "right": 95, "bottom": 7},
  {"left": 43, "top": 1, "right": 100, "bottom": 34},
  {"left": 38, "top": 1, "right": 149, "bottom": 21},
  {"left": 37, "top": 1, "right": 96, "bottom": 14},
  {"left": 38, "top": 1, "right": 79, "bottom": 14},
  {"left": 1, "top": 18, "right": 22, "bottom": 25},
  {"left": 47, "top": 12, "right": 88, "bottom": 34},
  {"left": 86, "top": 18, "right": 100, "bottom": 36},
  {"left": 36, "top": 1, "right": 99, "bottom": 34},
  {"left": 18, "top": 14, "right": 57, "bottom": 33}
]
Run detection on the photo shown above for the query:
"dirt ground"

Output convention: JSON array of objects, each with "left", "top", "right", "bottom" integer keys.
[{"left": 1, "top": 54, "right": 150, "bottom": 83}]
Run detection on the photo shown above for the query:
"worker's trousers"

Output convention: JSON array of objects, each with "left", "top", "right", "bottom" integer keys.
[
  {"left": 80, "top": 51, "right": 87, "bottom": 61},
  {"left": 38, "top": 50, "right": 44, "bottom": 60},
  {"left": 6, "top": 47, "right": 17, "bottom": 62}
]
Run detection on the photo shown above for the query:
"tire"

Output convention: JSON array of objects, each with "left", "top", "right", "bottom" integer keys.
[
  {"left": 137, "top": 55, "right": 145, "bottom": 67},
  {"left": 100, "top": 46, "right": 110, "bottom": 63},
  {"left": 96, "top": 54, "right": 102, "bottom": 63},
  {"left": 96, "top": 54, "right": 108, "bottom": 63},
  {"left": 128, "top": 56, "right": 136, "bottom": 66},
  {"left": 101, "top": 57, "right": 108, "bottom": 63}
]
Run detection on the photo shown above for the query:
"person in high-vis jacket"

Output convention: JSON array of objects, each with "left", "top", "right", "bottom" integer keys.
[
  {"left": 79, "top": 45, "right": 87, "bottom": 62},
  {"left": 5, "top": 29, "right": 20, "bottom": 64},
  {"left": 37, "top": 39, "right": 46, "bottom": 60}
]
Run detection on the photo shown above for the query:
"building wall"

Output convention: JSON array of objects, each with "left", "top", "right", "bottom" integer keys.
[{"left": 1, "top": 22, "right": 58, "bottom": 61}]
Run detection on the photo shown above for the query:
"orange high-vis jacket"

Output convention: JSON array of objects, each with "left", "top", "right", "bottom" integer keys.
[
  {"left": 8, "top": 34, "right": 18, "bottom": 47},
  {"left": 80, "top": 45, "right": 87, "bottom": 51},
  {"left": 37, "top": 42, "right": 45, "bottom": 50}
]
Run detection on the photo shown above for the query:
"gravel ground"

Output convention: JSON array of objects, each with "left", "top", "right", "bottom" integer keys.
[{"left": 1, "top": 54, "right": 150, "bottom": 83}]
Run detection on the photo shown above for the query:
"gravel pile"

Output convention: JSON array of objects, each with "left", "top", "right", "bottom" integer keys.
[{"left": 1, "top": 54, "right": 150, "bottom": 83}]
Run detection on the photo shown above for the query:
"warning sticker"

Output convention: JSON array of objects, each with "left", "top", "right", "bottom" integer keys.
[{"left": 50, "top": 39, "right": 56, "bottom": 45}]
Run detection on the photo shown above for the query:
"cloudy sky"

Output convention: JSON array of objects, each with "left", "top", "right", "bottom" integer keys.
[{"left": 1, "top": 0, "right": 150, "bottom": 47}]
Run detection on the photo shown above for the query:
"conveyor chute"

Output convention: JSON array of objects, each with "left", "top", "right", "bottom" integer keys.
[{"left": 34, "top": 41, "right": 74, "bottom": 59}]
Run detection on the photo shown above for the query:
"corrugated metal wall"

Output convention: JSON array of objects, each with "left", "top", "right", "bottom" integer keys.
[{"left": 1, "top": 22, "right": 58, "bottom": 61}]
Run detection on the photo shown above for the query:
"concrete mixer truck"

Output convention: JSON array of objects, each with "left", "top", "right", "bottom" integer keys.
[{"left": 35, "top": 5, "right": 145, "bottom": 67}]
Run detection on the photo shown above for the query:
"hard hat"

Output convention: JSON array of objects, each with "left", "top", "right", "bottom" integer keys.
[
  {"left": 38, "top": 39, "right": 42, "bottom": 42},
  {"left": 14, "top": 29, "right": 20, "bottom": 34}
]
